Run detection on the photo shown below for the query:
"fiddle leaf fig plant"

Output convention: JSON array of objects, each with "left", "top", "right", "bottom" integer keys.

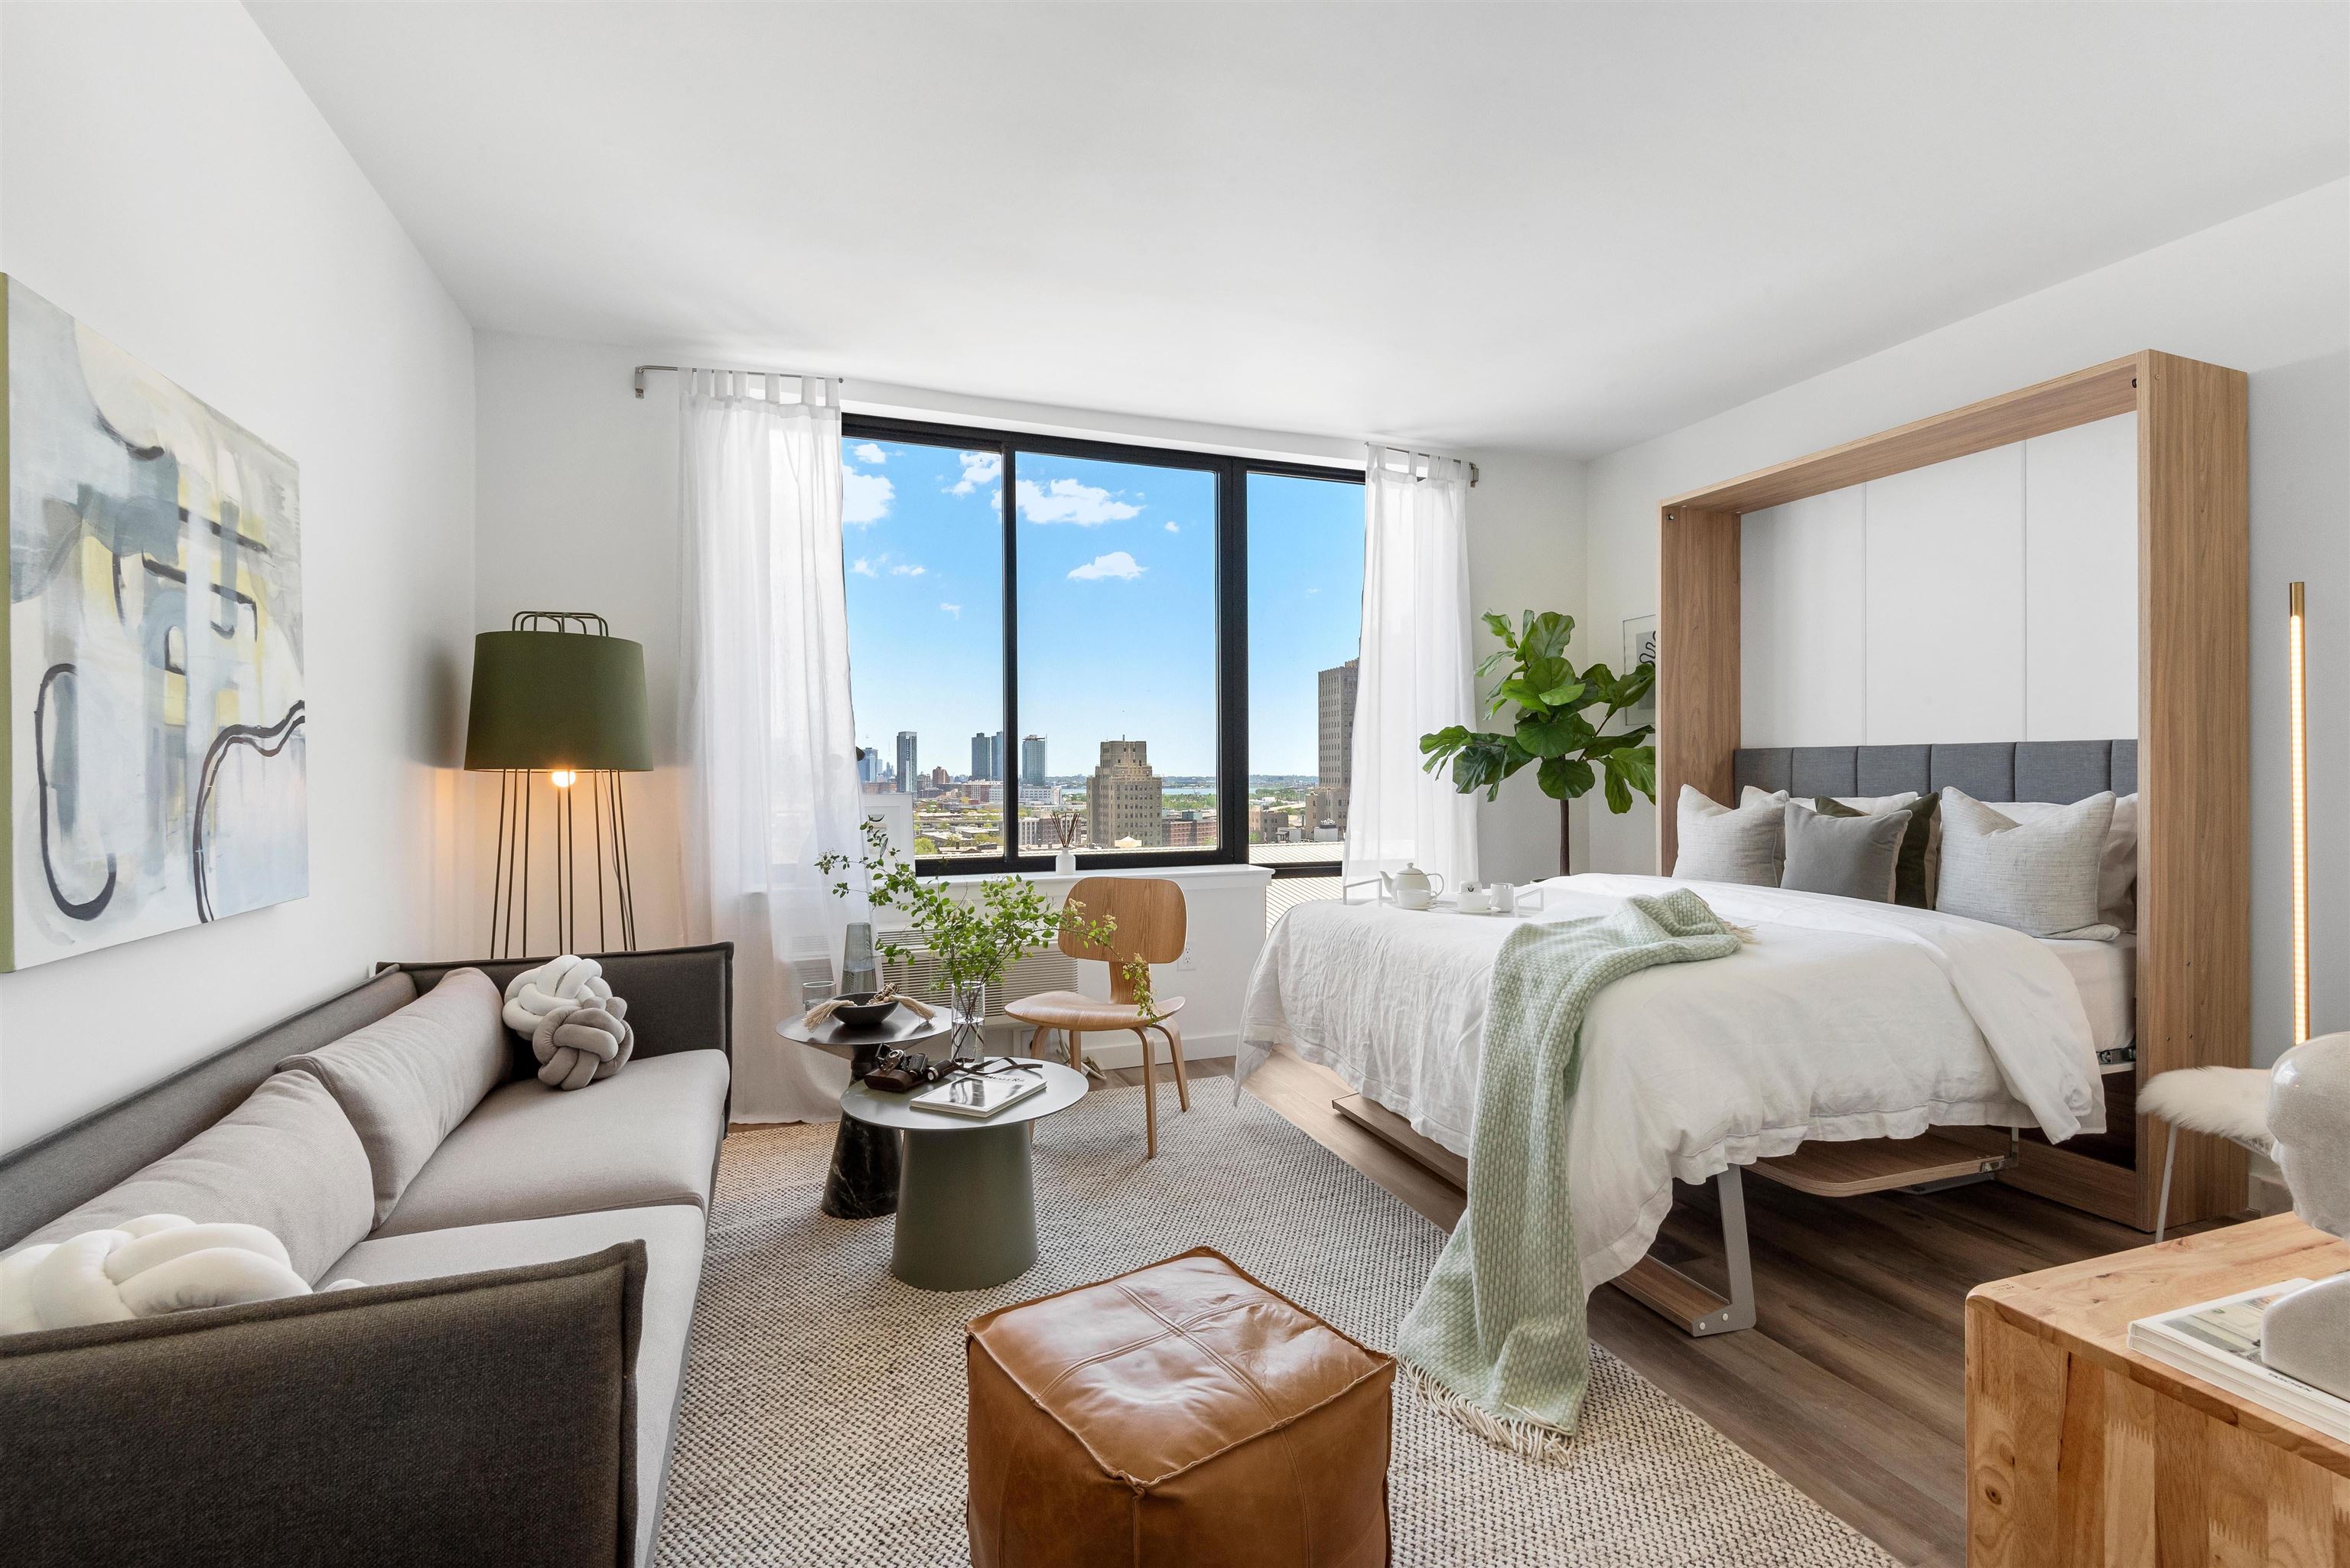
[{"left": 1419, "top": 610, "right": 1658, "bottom": 815}]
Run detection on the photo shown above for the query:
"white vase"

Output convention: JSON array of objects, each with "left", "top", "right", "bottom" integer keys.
[{"left": 1054, "top": 850, "right": 1077, "bottom": 875}]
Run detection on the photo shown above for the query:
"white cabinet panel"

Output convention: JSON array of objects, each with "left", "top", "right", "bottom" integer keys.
[
  {"left": 1863, "top": 444, "right": 2026, "bottom": 745},
  {"left": 2024, "top": 413, "right": 2138, "bottom": 740},
  {"left": 1741, "top": 486, "right": 1866, "bottom": 746}
]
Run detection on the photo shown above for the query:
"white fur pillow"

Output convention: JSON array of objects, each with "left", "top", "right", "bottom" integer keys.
[
  {"left": 1673, "top": 786, "right": 1788, "bottom": 886},
  {"left": 1936, "top": 789, "right": 2117, "bottom": 939},
  {"left": 0, "top": 1215, "right": 356, "bottom": 1334}
]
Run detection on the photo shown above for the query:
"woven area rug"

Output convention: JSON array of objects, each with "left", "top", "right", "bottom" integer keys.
[{"left": 656, "top": 1082, "right": 1896, "bottom": 1567}]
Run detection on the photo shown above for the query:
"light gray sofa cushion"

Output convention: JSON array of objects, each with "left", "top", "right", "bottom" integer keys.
[
  {"left": 280, "top": 968, "right": 508, "bottom": 1225},
  {"left": 1780, "top": 802, "right": 1908, "bottom": 903},
  {"left": 1936, "top": 789, "right": 2118, "bottom": 939},
  {"left": 329, "top": 1203, "right": 707, "bottom": 1568},
  {"left": 1671, "top": 785, "right": 1787, "bottom": 885},
  {"left": 11, "top": 1070, "right": 373, "bottom": 1286},
  {"left": 375, "top": 1051, "right": 731, "bottom": 1238}
]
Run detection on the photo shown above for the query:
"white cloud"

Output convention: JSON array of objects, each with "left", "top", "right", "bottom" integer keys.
[
  {"left": 890, "top": 561, "right": 926, "bottom": 577},
  {"left": 1305, "top": 587, "right": 1320, "bottom": 595},
  {"left": 949, "top": 451, "right": 1001, "bottom": 496},
  {"left": 849, "top": 556, "right": 876, "bottom": 577},
  {"left": 940, "top": 602, "right": 962, "bottom": 618},
  {"left": 852, "top": 442, "right": 887, "bottom": 465},
  {"left": 1017, "top": 477, "right": 1141, "bottom": 525},
  {"left": 843, "top": 467, "right": 894, "bottom": 525},
  {"left": 1067, "top": 551, "right": 1145, "bottom": 581},
  {"left": 1164, "top": 520, "right": 1180, "bottom": 533}
]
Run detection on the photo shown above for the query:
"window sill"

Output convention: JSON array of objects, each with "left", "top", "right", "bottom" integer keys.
[{"left": 919, "top": 863, "right": 1272, "bottom": 892}]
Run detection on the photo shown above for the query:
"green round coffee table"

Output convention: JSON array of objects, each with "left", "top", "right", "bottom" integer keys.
[{"left": 838, "top": 1058, "right": 1089, "bottom": 1291}]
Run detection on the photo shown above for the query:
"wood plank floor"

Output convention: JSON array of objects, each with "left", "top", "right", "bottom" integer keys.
[{"left": 1173, "top": 1051, "right": 2239, "bottom": 1568}]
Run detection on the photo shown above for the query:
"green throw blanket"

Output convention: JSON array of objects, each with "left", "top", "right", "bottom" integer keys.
[{"left": 1395, "top": 888, "right": 1743, "bottom": 1451}]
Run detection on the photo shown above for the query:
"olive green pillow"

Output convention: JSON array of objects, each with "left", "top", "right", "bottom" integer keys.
[{"left": 1813, "top": 794, "right": 1938, "bottom": 909}]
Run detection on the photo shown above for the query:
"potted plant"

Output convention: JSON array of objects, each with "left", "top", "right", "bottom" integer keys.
[
  {"left": 1417, "top": 610, "right": 1658, "bottom": 875},
  {"left": 820, "top": 818, "right": 1109, "bottom": 1058}
]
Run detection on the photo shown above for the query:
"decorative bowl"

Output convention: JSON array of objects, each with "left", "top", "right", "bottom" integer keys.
[{"left": 828, "top": 994, "right": 903, "bottom": 1030}]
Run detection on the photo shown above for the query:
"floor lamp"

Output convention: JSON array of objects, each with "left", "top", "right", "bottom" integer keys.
[
  {"left": 2290, "top": 580, "right": 2309, "bottom": 1044},
  {"left": 465, "top": 611, "right": 652, "bottom": 959}
]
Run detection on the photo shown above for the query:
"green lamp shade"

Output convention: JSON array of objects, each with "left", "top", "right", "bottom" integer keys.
[{"left": 464, "top": 629, "right": 653, "bottom": 772}]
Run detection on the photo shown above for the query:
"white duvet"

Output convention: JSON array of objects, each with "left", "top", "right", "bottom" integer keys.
[{"left": 1236, "top": 873, "right": 2106, "bottom": 1290}]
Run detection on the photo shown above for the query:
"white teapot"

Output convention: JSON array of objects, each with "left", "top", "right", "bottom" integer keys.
[{"left": 1382, "top": 863, "right": 1446, "bottom": 911}]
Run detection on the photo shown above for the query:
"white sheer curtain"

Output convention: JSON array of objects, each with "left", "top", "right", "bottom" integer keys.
[
  {"left": 1345, "top": 444, "right": 1479, "bottom": 893},
  {"left": 678, "top": 371, "right": 863, "bottom": 1124}
]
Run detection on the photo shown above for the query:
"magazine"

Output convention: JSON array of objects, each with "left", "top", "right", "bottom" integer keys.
[
  {"left": 2128, "top": 1279, "right": 2350, "bottom": 1443},
  {"left": 909, "top": 1065, "right": 1047, "bottom": 1120}
]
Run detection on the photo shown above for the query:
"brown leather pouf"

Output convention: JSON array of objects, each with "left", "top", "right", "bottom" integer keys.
[{"left": 965, "top": 1247, "right": 1395, "bottom": 1568}]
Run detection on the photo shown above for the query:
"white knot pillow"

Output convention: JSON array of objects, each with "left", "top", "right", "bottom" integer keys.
[
  {"left": 0, "top": 1215, "right": 356, "bottom": 1334},
  {"left": 503, "top": 955, "right": 636, "bottom": 1090}
]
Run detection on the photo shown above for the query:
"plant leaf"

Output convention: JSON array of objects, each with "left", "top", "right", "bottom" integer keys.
[
  {"left": 1538, "top": 754, "right": 1596, "bottom": 800},
  {"left": 1482, "top": 610, "right": 1518, "bottom": 648},
  {"left": 1519, "top": 611, "right": 1576, "bottom": 662}
]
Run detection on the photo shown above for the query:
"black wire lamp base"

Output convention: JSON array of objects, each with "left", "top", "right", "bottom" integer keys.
[
  {"left": 465, "top": 610, "right": 653, "bottom": 961},
  {"left": 487, "top": 766, "right": 640, "bottom": 960}
]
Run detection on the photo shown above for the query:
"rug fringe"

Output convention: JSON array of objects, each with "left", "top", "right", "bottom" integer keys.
[{"left": 1400, "top": 1363, "right": 1577, "bottom": 1464}]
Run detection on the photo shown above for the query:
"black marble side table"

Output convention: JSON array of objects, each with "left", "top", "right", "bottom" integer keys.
[{"left": 776, "top": 1007, "right": 965, "bottom": 1219}]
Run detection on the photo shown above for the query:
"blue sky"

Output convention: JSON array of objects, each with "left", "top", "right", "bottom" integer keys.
[{"left": 841, "top": 438, "right": 1362, "bottom": 779}]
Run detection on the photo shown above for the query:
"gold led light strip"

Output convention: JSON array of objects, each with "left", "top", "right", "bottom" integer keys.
[{"left": 2290, "top": 580, "right": 2309, "bottom": 1045}]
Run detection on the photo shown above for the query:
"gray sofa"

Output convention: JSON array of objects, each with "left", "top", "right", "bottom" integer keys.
[{"left": 0, "top": 942, "right": 733, "bottom": 1568}]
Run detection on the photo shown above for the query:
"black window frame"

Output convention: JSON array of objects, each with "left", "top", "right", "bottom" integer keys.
[{"left": 841, "top": 414, "right": 1362, "bottom": 880}]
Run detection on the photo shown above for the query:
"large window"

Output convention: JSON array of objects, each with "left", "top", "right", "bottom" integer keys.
[{"left": 840, "top": 418, "right": 1362, "bottom": 875}]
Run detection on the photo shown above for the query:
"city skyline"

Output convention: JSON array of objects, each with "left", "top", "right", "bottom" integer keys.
[{"left": 841, "top": 437, "right": 1362, "bottom": 778}]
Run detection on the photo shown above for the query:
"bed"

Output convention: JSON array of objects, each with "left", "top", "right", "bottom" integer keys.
[
  {"left": 1239, "top": 873, "right": 2111, "bottom": 1306},
  {"left": 1235, "top": 740, "right": 2140, "bottom": 1336}
]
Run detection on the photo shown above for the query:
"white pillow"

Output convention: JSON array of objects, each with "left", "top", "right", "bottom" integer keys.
[
  {"left": 1786, "top": 790, "right": 1921, "bottom": 815},
  {"left": 1675, "top": 786, "right": 1788, "bottom": 885},
  {"left": 0, "top": 1215, "right": 355, "bottom": 1334},
  {"left": 1935, "top": 789, "right": 2118, "bottom": 939},
  {"left": 1985, "top": 793, "right": 2137, "bottom": 930}
]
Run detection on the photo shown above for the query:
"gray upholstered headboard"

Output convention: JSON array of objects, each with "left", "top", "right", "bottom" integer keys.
[{"left": 1732, "top": 739, "right": 2137, "bottom": 803}]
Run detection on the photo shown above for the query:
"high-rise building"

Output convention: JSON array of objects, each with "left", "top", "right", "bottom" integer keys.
[
  {"left": 896, "top": 731, "right": 919, "bottom": 794},
  {"left": 1087, "top": 740, "right": 1165, "bottom": 848},
  {"left": 967, "top": 730, "right": 1004, "bottom": 780},
  {"left": 1020, "top": 734, "right": 1047, "bottom": 786},
  {"left": 856, "top": 746, "right": 879, "bottom": 786},
  {"left": 930, "top": 764, "right": 950, "bottom": 790},
  {"left": 1317, "top": 658, "right": 1359, "bottom": 828}
]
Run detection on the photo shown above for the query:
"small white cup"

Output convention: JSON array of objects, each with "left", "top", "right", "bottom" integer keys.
[
  {"left": 1457, "top": 884, "right": 1492, "bottom": 915},
  {"left": 1489, "top": 882, "right": 1516, "bottom": 915}
]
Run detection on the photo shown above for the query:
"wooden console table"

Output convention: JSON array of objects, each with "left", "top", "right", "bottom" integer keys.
[{"left": 1967, "top": 1214, "right": 2350, "bottom": 1566}]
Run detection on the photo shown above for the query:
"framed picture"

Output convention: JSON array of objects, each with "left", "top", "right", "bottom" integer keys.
[
  {"left": 2, "top": 275, "right": 307, "bottom": 971},
  {"left": 1621, "top": 613, "right": 1658, "bottom": 722}
]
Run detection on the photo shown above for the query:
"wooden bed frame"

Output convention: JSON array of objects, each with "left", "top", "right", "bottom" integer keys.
[
  {"left": 1658, "top": 350, "right": 2250, "bottom": 1238},
  {"left": 1328, "top": 353, "right": 2250, "bottom": 1338}
]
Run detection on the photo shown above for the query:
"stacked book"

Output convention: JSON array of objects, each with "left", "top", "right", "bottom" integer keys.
[{"left": 2129, "top": 1281, "right": 2350, "bottom": 1443}]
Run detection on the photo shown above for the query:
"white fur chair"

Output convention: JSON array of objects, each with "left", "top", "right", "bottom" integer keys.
[{"left": 2140, "top": 1065, "right": 2276, "bottom": 1241}]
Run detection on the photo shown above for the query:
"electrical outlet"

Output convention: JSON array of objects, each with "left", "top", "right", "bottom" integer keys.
[{"left": 1175, "top": 945, "right": 1196, "bottom": 971}]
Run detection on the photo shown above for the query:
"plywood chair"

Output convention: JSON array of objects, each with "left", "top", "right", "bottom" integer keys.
[{"left": 1004, "top": 877, "right": 1188, "bottom": 1157}]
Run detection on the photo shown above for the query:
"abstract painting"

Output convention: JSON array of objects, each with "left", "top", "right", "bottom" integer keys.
[{"left": 2, "top": 275, "right": 306, "bottom": 971}]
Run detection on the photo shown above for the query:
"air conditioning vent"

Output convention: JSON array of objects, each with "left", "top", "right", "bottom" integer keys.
[{"left": 881, "top": 941, "right": 1082, "bottom": 1017}]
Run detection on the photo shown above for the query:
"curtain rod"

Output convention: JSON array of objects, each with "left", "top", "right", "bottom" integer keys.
[
  {"left": 633, "top": 363, "right": 841, "bottom": 399},
  {"left": 630, "top": 362, "right": 1476, "bottom": 483}
]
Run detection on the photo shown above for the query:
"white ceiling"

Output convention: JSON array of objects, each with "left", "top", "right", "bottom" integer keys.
[{"left": 249, "top": 2, "right": 2348, "bottom": 457}]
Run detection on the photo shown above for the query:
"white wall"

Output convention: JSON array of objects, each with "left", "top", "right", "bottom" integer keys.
[
  {"left": 1740, "top": 412, "right": 2137, "bottom": 747},
  {"left": 1583, "top": 180, "right": 2350, "bottom": 1062},
  {"left": 470, "top": 333, "right": 1587, "bottom": 1052},
  {"left": 1455, "top": 448, "right": 1591, "bottom": 880},
  {"left": 0, "top": 4, "right": 477, "bottom": 1149}
]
